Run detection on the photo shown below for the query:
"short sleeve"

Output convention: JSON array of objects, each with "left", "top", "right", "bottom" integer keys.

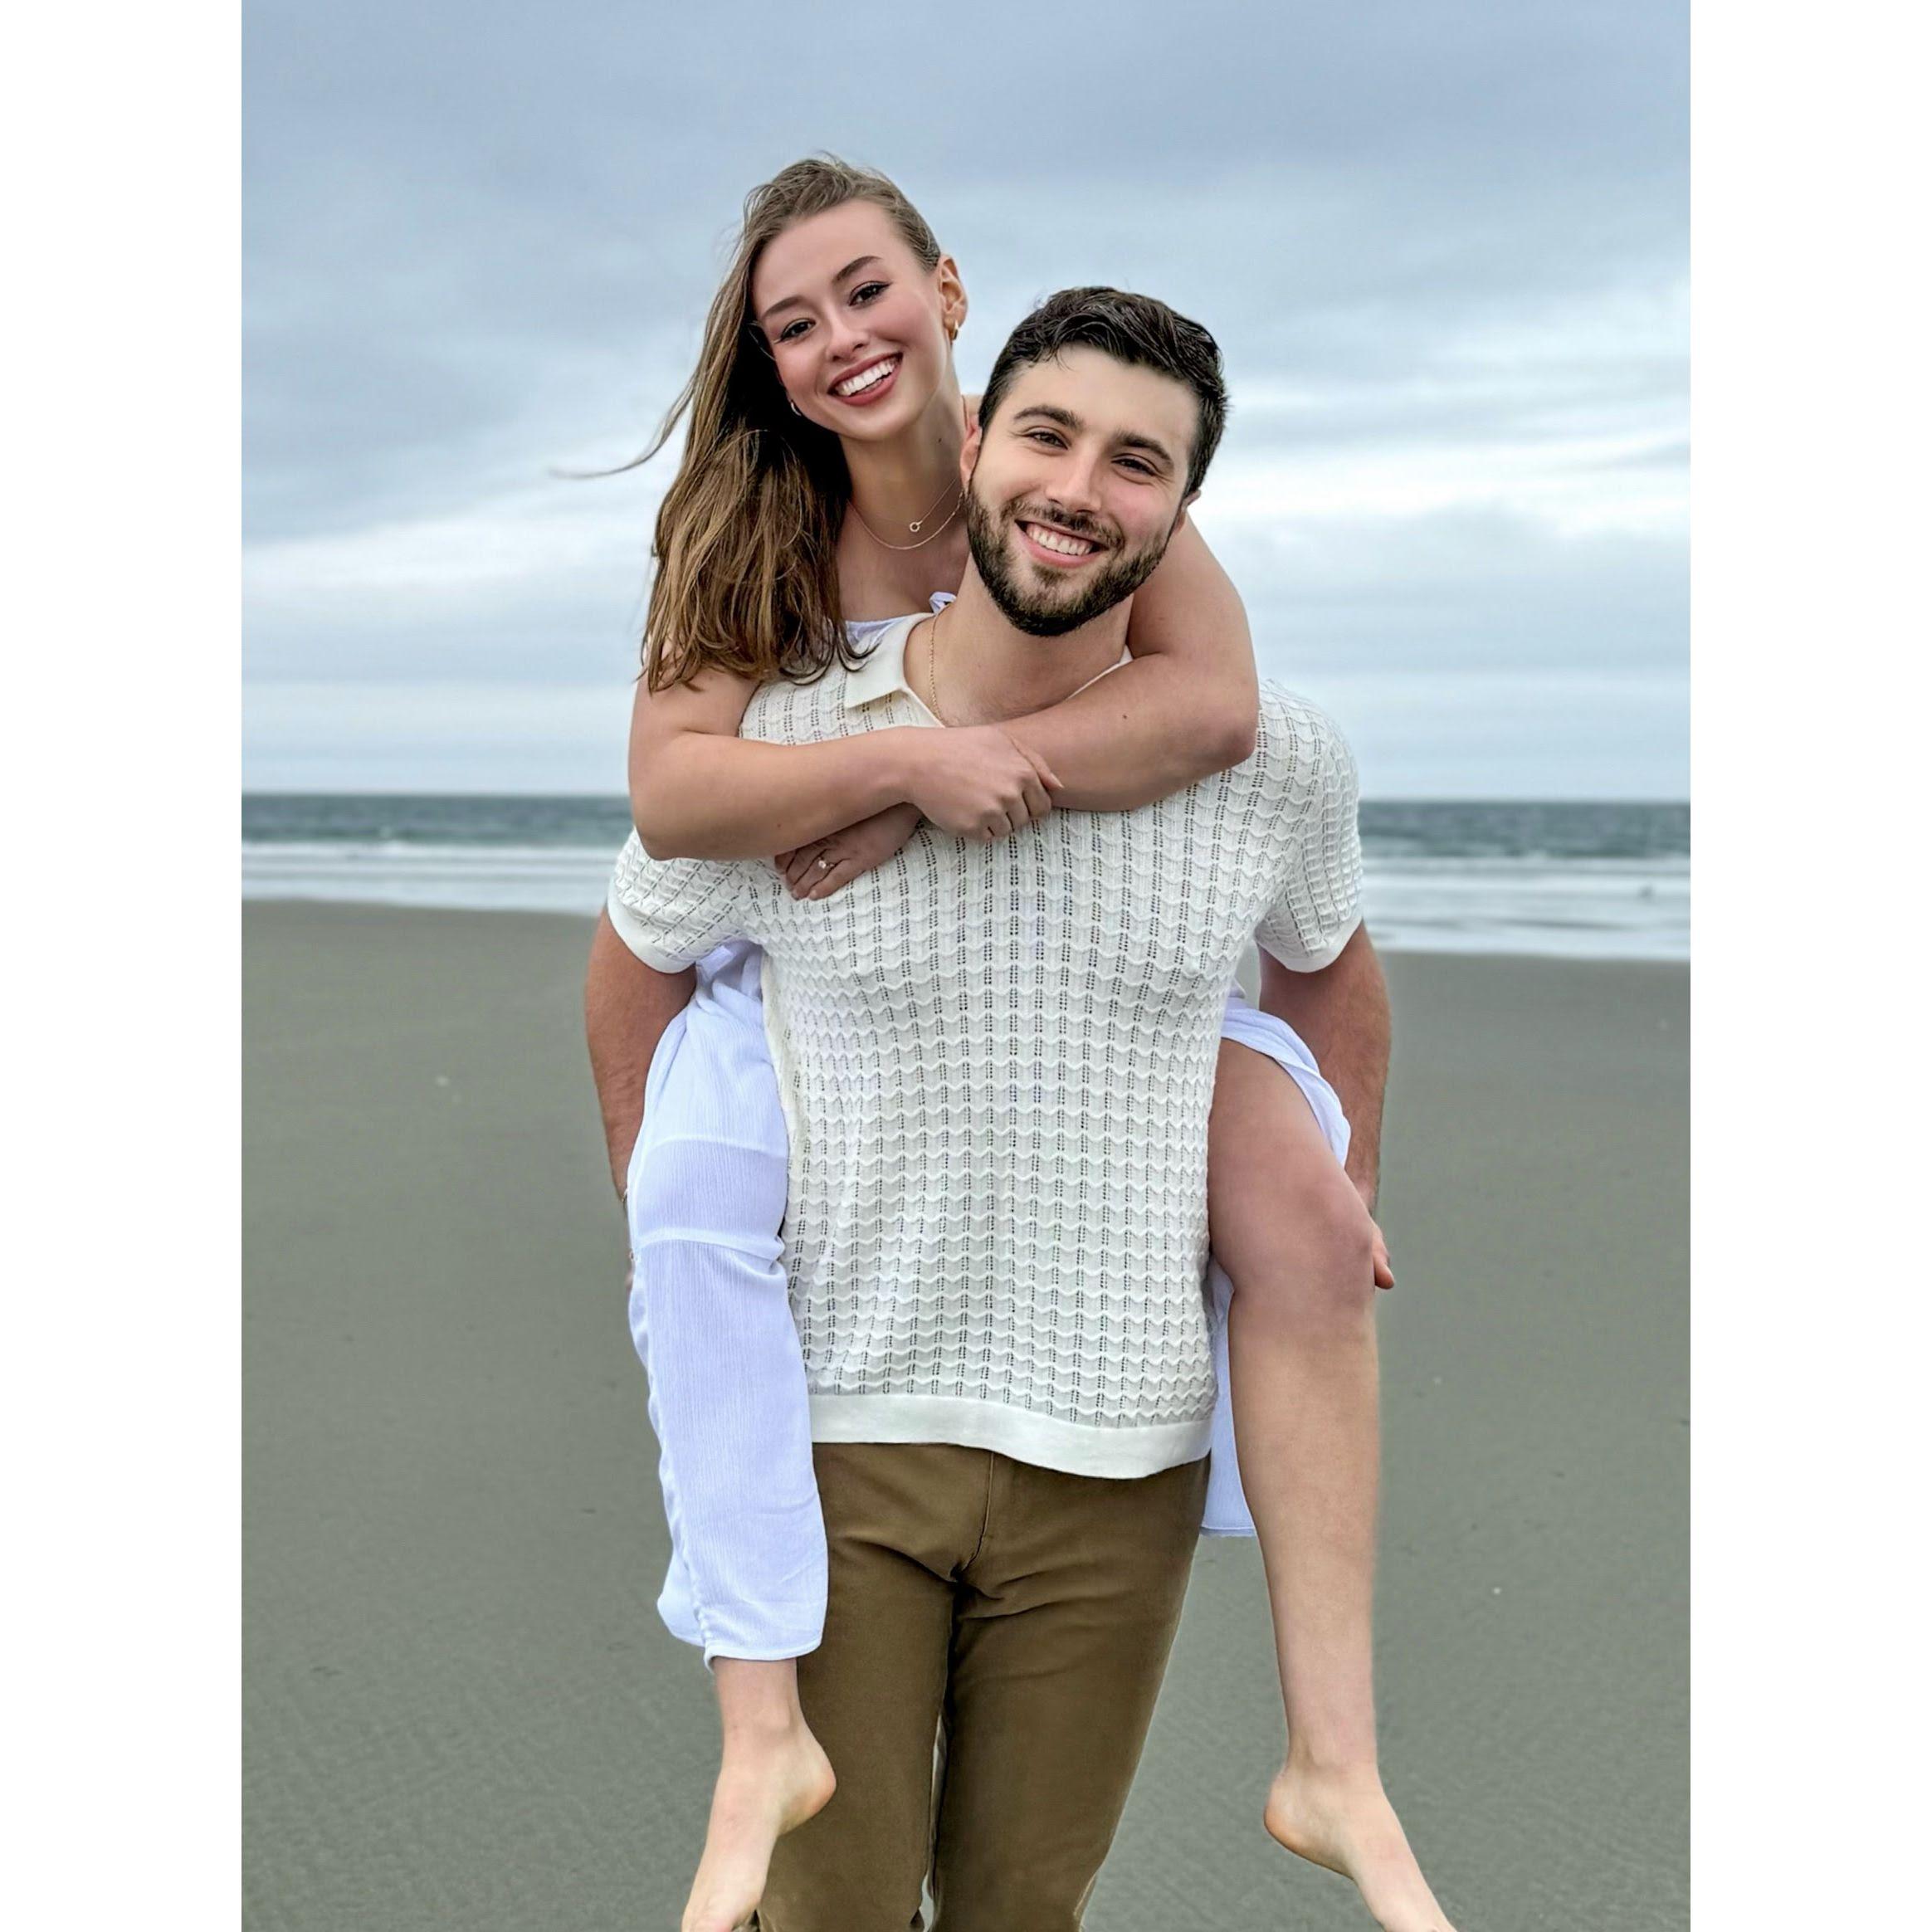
[
  {"left": 1252, "top": 699, "right": 1365, "bottom": 973},
  {"left": 605, "top": 832, "right": 752, "bottom": 971}
]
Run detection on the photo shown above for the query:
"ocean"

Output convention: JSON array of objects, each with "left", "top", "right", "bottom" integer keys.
[{"left": 242, "top": 794, "right": 1689, "bottom": 962}]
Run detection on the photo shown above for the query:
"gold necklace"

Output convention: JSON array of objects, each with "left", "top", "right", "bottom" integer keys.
[
  {"left": 847, "top": 478, "right": 963, "bottom": 552},
  {"left": 924, "top": 607, "right": 953, "bottom": 724}
]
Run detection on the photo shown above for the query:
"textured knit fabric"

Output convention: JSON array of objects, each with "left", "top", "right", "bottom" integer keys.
[{"left": 609, "top": 609, "right": 1364, "bottom": 1482}]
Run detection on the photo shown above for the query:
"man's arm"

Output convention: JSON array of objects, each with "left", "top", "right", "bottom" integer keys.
[
  {"left": 584, "top": 910, "right": 697, "bottom": 1200},
  {"left": 1257, "top": 927, "right": 1390, "bottom": 1211}
]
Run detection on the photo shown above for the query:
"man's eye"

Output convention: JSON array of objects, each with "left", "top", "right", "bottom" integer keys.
[
  {"left": 1120, "top": 458, "right": 1155, "bottom": 476},
  {"left": 1027, "top": 431, "right": 1064, "bottom": 446}
]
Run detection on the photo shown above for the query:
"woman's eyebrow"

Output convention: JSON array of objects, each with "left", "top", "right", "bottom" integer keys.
[{"left": 757, "top": 256, "right": 884, "bottom": 325}]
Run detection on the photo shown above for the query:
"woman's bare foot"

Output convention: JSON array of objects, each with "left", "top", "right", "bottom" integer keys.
[
  {"left": 1264, "top": 1759, "right": 1457, "bottom": 1932},
  {"left": 680, "top": 1715, "right": 836, "bottom": 1932}
]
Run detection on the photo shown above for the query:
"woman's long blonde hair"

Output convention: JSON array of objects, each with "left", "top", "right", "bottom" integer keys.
[{"left": 636, "top": 157, "right": 943, "bottom": 693}]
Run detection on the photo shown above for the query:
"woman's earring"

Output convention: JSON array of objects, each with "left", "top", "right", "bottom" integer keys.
[{"left": 788, "top": 398, "right": 802, "bottom": 416}]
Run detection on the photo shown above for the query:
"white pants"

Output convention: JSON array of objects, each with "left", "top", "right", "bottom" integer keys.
[{"left": 626, "top": 940, "right": 1352, "bottom": 1663}]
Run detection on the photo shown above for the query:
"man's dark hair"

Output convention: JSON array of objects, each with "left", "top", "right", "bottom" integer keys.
[{"left": 977, "top": 286, "right": 1228, "bottom": 497}]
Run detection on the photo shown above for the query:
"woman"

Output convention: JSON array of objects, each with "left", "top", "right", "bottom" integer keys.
[{"left": 603, "top": 157, "right": 1453, "bottom": 1932}]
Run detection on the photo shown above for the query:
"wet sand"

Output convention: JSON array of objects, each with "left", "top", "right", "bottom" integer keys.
[{"left": 243, "top": 903, "right": 1687, "bottom": 1930}]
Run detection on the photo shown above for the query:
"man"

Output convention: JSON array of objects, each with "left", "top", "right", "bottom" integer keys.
[{"left": 591, "top": 289, "right": 1380, "bottom": 1929}]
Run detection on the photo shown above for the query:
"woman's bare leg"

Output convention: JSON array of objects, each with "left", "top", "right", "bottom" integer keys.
[
  {"left": 1208, "top": 1040, "right": 1456, "bottom": 1932},
  {"left": 681, "top": 1657, "right": 835, "bottom": 1932}
]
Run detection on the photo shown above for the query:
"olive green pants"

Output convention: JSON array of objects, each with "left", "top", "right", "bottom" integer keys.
[{"left": 753, "top": 1441, "right": 1209, "bottom": 1932}]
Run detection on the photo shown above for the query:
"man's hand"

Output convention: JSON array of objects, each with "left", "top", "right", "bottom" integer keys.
[
  {"left": 903, "top": 725, "right": 1061, "bottom": 842},
  {"left": 777, "top": 802, "right": 926, "bottom": 900},
  {"left": 1368, "top": 1212, "right": 1394, "bottom": 1291},
  {"left": 1354, "top": 1172, "right": 1394, "bottom": 1290}
]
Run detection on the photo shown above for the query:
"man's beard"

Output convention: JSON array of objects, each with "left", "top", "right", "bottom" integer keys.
[{"left": 964, "top": 483, "right": 1173, "bottom": 638}]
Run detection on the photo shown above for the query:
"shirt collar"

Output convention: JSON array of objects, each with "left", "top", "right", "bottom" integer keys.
[
  {"left": 841, "top": 592, "right": 1133, "bottom": 713},
  {"left": 842, "top": 616, "right": 923, "bottom": 710},
  {"left": 842, "top": 593, "right": 954, "bottom": 712}
]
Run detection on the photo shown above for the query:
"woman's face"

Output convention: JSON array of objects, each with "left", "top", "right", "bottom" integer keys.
[{"left": 749, "top": 200, "right": 964, "bottom": 441}]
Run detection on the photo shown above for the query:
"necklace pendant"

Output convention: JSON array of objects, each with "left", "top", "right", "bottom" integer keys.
[{"left": 909, "top": 521, "right": 922, "bottom": 534}]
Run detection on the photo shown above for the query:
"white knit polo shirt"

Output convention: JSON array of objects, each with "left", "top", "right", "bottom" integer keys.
[{"left": 607, "top": 612, "right": 1363, "bottom": 1480}]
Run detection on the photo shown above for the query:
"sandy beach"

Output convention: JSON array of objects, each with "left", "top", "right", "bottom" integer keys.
[{"left": 243, "top": 903, "right": 1687, "bottom": 1931}]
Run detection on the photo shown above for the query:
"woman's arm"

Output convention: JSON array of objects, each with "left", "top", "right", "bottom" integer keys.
[
  {"left": 749, "top": 520, "right": 1262, "bottom": 896},
  {"left": 629, "top": 666, "right": 914, "bottom": 860},
  {"left": 631, "top": 510, "right": 1254, "bottom": 858},
  {"left": 629, "top": 661, "right": 1060, "bottom": 861},
  {"left": 776, "top": 528, "right": 1259, "bottom": 897},
  {"left": 997, "top": 515, "right": 1260, "bottom": 811}
]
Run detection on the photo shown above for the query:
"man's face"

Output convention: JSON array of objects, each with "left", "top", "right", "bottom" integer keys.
[{"left": 964, "top": 347, "right": 1200, "bottom": 637}]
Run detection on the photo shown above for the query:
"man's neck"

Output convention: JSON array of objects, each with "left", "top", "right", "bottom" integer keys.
[{"left": 924, "top": 572, "right": 1131, "bottom": 727}]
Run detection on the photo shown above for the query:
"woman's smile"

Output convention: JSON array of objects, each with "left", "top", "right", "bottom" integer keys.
[{"left": 827, "top": 352, "right": 901, "bottom": 406}]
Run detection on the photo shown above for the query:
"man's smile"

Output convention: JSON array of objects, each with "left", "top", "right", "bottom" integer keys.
[{"left": 1015, "top": 518, "right": 1109, "bottom": 568}]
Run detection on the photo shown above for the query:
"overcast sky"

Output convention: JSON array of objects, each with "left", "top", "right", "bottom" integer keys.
[{"left": 243, "top": 0, "right": 1686, "bottom": 798}]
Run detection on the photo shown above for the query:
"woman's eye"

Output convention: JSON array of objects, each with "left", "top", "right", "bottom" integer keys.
[
  {"left": 851, "top": 281, "right": 889, "bottom": 304},
  {"left": 778, "top": 319, "right": 811, "bottom": 343}
]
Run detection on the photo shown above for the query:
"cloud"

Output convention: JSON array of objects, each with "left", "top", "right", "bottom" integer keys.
[{"left": 243, "top": 0, "right": 1687, "bottom": 795}]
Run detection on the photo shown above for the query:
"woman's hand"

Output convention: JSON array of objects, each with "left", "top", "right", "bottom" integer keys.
[
  {"left": 902, "top": 725, "right": 1062, "bottom": 842},
  {"left": 777, "top": 803, "right": 927, "bottom": 900}
]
